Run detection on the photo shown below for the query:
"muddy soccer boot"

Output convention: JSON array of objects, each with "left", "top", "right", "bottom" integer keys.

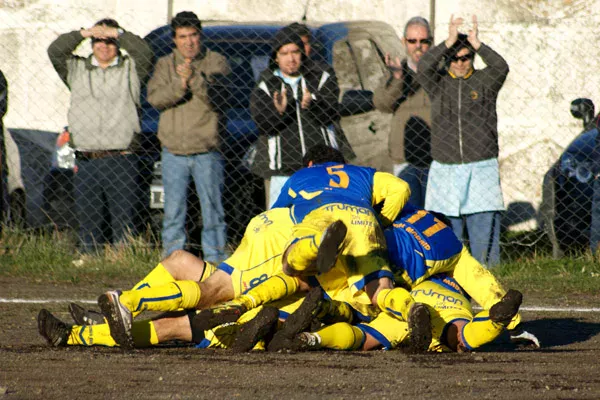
[
  {"left": 316, "top": 220, "right": 347, "bottom": 274},
  {"left": 490, "top": 289, "right": 523, "bottom": 325},
  {"left": 273, "top": 331, "right": 323, "bottom": 352},
  {"left": 191, "top": 301, "right": 248, "bottom": 336},
  {"left": 407, "top": 302, "right": 432, "bottom": 353},
  {"left": 37, "top": 309, "right": 70, "bottom": 347},
  {"left": 68, "top": 303, "right": 105, "bottom": 325},
  {"left": 98, "top": 290, "right": 134, "bottom": 350},
  {"left": 268, "top": 287, "right": 324, "bottom": 352},
  {"left": 230, "top": 306, "right": 280, "bottom": 353}
]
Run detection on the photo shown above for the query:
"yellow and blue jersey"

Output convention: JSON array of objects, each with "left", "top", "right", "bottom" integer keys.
[
  {"left": 216, "top": 208, "right": 295, "bottom": 296},
  {"left": 272, "top": 162, "right": 378, "bottom": 222},
  {"left": 384, "top": 204, "right": 464, "bottom": 287}
]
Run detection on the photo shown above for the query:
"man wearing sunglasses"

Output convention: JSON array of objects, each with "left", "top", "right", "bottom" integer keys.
[
  {"left": 373, "top": 17, "right": 433, "bottom": 209},
  {"left": 417, "top": 15, "right": 509, "bottom": 268},
  {"left": 48, "top": 19, "right": 153, "bottom": 257}
]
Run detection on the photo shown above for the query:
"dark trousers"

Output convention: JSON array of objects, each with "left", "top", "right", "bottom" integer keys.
[{"left": 74, "top": 154, "right": 140, "bottom": 253}]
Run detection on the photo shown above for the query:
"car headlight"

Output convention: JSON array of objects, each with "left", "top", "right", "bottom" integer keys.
[
  {"left": 575, "top": 163, "right": 593, "bottom": 183},
  {"left": 560, "top": 154, "right": 594, "bottom": 183},
  {"left": 559, "top": 154, "right": 576, "bottom": 175}
]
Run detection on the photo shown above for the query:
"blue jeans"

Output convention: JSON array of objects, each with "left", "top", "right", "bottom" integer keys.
[
  {"left": 449, "top": 211, "right": 501, "bottom": 268},
  {"left": 397, "top": 164, "right": 429, "bottom": 209},
  {"left": 74, "top": 154, "right": 140, "bottom": 254},
  {"left": 161, "top": 148, "right": 228, "bottom": 263}
]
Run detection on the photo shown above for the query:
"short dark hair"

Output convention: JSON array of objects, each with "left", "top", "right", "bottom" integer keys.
[
  {"left": 288, "top": 22, "right": 311, "bottom": 40},
  {"left": 171, "top": 11, "right": 202, "bottom": 37},
  {"left": 92, "top": 18, "right": 120, "bottom": 47},
  {"left": 302, "top": 145, "right": 346, "bottom": 167},
  {"left": 94, "top": 18, "right": 120, "bottom": 28}
]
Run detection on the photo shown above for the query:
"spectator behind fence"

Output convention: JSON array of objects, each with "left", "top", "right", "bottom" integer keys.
[
  {"left": 373, "top": 16, "right": 433, "bottom": 209},
  {"left": 287, "top": 22, "right": 314, "bottom": 60},
  {"left": 147, "top": 11, "right": 231, "bottom": 263},
  {"left": 0, "top": 70, "right": 7, "bottom": 228},
  {"left": 48, "top": 18, "right": 153, "bottom": 256},
  {"left": 417, "top": 15, "right": 509, "bottom": 267},
  {"left": 250, "top": 25, "right": 354, "bottom": 208}
]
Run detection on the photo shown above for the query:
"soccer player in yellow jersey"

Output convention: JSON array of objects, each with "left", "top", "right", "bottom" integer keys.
[
  {"left": 270, "top": 275, "right": 538, "bottom": 353},
  {"left": 83, "top": 207, "right": 305, "bottom": 348}
]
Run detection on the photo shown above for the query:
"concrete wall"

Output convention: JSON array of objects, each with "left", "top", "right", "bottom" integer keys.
[{"left": 1, "top": 0, "right": 597, "bottom": 230}]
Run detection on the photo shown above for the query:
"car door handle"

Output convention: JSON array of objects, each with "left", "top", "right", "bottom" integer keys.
[{"left": 368, "top": 121, "right": 377, "bottom": 134}]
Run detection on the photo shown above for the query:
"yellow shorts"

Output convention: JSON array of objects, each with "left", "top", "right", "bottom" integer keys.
[
  {"left": 292, "top": 204, "right": 394, "bottom": 296},
  {"left": 217, "top": 208, "right": 294, "bottom": 296},
  {"left": 411, "top": 278, "right": 473, "bottom": 352},
  {"left": 200, "top": 261, "right": 217, "bottom": 282},
  {"left": 356, "top": 277, "right": 473, "bottom": 351},
  {"left": 356, "top": 312, "right": 408, "bottom": 350}
]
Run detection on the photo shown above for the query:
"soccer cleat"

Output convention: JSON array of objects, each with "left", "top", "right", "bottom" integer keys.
[
  {"left": 407, "top": 302, "right": 432, "bottom": 353},
  {"left": 316, "top": 220, "right": 347, "bottom": 274},
  {"left": 490, "top": 289, "right": 523, "bottom": 325},
  {"left": 268, "top": 287, "right": 324, "bottom": 352},
  {"left": 191, "top": 301, "right": 248, "bottom": 336},
  {"left": 38, "top": 309, "right": 70, "bottom": 347},
  {"left": 98, "top": 290, "right": 134, "bottom": 349},
  {"left": 230, "top": 306, "right": 280, "bottom": 353},
  {"left": 68, "top": 303, "right": 105, "bottom": 325},
  {"left": 269, "top": 332, "right": 322, "bottom": 352}
]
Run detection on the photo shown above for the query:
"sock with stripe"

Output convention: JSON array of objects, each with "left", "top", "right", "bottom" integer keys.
[
  {"left": 314, "top": 322, "right": 364, "bottom": 350},
  {"left": 119, "top": 280, "right": 201, "bottom": 314}
]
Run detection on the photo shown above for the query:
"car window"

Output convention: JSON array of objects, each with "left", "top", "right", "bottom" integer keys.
[
  {"left": 347, "top": 39, "right": 387, "bottom": 91},
  {"left": 204, "top": 40, "right": 271, "bottom": 109},
  {"left": 332, "top": 40, "right": 362, "bottom": 93}
]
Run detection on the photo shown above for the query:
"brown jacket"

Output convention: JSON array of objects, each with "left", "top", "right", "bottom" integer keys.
[
  {"left": 373, "top": 62, "right": 432, "bottom": 166},
  {"left": 147, "top": 48, "right": 230, "bottom": 155}
]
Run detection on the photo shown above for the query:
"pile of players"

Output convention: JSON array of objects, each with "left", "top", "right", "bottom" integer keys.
[{"left": 38, "top": 145, "right": 539, "bottom": 353}]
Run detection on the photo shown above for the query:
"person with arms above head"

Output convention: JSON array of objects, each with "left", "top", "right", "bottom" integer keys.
[
  {"left": 147, "top": 11, "right": 231, "bottom": 263},
  {"left": 417, "top": 15, "right": 509, "bottom": 267},
  {"left": 48, "top": 18, "right": 153, "bottom": 256},
  {"left": 250, "top": 25, "right": 354, "bottom": 209},
  {"left": 373, "top": 16, "right": 433, "bottom": 209}
]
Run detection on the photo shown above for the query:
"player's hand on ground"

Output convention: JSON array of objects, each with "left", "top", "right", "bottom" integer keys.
[{"left": 509, "top": 328, "right": 540, "bottom": 349}]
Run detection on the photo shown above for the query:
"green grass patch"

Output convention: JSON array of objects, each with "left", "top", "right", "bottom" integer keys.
[
  {"left": 0, "top": 226, "right": 161, "bottom": 283},
  {"left": 2, "top": 226, "right": 600, "bottom": 296}
]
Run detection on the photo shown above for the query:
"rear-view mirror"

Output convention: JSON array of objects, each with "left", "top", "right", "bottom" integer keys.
[{"left": 570, "top": 98, "right": 595, "bottom": 128}]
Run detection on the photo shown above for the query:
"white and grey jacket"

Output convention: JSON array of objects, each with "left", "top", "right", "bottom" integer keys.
[{"left": 48, "top": 30, "right": 153, "bottom": 151}]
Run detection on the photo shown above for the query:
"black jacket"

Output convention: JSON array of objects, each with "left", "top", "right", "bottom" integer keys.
[
  {"left": 250, "top": 59, "right": 353, "bottom": 179},
  {"left": 417, "top": 42, "right": 509, "bottom": 164}
]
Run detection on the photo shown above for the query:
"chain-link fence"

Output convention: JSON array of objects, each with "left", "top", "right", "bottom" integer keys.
[{"left": 1, "top": 9, "right": 598, "bottom": 261}]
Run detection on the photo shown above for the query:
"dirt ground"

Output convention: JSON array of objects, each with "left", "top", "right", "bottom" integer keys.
[{"left": 1, "top": 277, "right": 600, "bottom": 399}]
